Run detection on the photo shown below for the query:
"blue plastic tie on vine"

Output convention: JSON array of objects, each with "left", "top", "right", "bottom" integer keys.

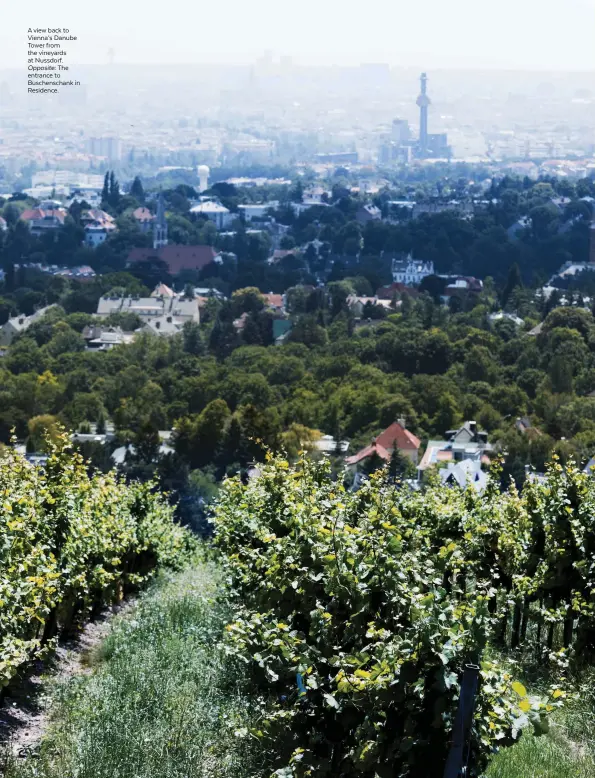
[{"left": 297, "top": 673, "right": 306, "bottom": 696}]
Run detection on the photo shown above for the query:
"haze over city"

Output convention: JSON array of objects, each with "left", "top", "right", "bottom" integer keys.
[{"left": 1, "top": 0, "right": 594, "bottom": 69}]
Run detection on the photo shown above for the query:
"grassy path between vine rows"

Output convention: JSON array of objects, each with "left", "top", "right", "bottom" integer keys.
[
  {"left": 0, "top": 597, "right": 136, "bottom": 761},
  {"left": 3, "top": 559, "right": 595, "bottom": 778},
  {"left": 485, "top": 675, "right": 595, "bottom": 778},
  {"left": 2, "top": 562, "right": 266, "bottom": 778}
]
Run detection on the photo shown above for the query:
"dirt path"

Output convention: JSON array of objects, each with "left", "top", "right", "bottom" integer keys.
[{"left": 0, "top": 601, "right": 135, "bottom": 760}]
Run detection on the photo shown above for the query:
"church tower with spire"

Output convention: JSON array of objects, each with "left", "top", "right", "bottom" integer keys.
[{"left": 153, "top": 193, "right": 168, "bottom": 249}]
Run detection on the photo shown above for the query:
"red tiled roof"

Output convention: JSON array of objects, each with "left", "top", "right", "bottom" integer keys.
[
  {"left": 133, "top": 207, "right": 154, "bottom": 222},
  {"left": 375, "top": 422, "right": 421, "bottom": 452},
  {"left": 20, "top": 208, "right": 66, "bottom": 223},
  {"left": 345, "top": 423, "right": 420, "bottom": 467},
  {"left": 345, "top": 441, "right": 390, "bottom": 466},
  {"left": 263, "top": 293, "right": 283, "bottom": 309},
  {"left": 82, "top": 209, "right": 114, "bottom": 223},
  {"left": 127, "top": 245, "right": 218, "bottom": 275}
]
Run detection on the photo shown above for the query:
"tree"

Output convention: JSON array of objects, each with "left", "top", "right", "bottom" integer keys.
[
  {"left": 419, "top": 274, "right": 446, "bottom": 303},
  {"left": 174, "top": 400, "right": 231, "bottom": 468},
  {"left": 130, "top": 176, "right": 145, "bottom": 203},
  {"left": 231, "top": 287, "right": 265, "bottom": 317},
  {"left": 387, "top": 448, "right": 416, "bottom": 482},
  {"left": 101, "top": 172, "right": 110, "bottom": 205},
  {"left": 27, "top": 414, "right": 62, "bottom": 452},
  {"left": 96, "top": 410, "right": 107, "bottom": 434},
  {"left": 182, "top": 321, "right": 205, "bottom": 356},
  {"left": 134, "top": 418, "right": 161, "bottom": 463},
  {"left": 209, "top": 318, "right": 240, "bottom": 360},
  {"left": 501, "top": 263, "right": 522, "bottom": 308},
  {"left": 289, "top": 315, "right": 328, "bottom": 348},
  {"left": 129, "top": 257, "right": 172, "bottom": 289},
  {"left": 108, "top": 171, "right": 121, "bottom": 209},
  {"left": 281, "top": 423, "right": 321, "bottom": 460}
]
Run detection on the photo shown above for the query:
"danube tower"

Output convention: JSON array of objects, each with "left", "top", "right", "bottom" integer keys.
[{"left": 416, "top": 72, "right": 430, "bottom": 157}]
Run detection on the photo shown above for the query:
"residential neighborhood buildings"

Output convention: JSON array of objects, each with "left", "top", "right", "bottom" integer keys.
[
  {"left": 345, "top": 421, "right": 421, "bottom": 475},
  {"left": 417, "top": 421, "right": 493, "bottom": 483},
  {"left": 81, "top": 209, "right": 117, "bottom": 247},
  {"left": 0, "top": 305, "right": 57, "bottom": 347},
  {"left": 20, "top": 207, "right": 67, "bottom": 236},
  {"left": 391, "top": 254, "right": 435, "bottom": 285},
  {"left": 190, "top": 201, "right": 234, "bottom": 229},
  {"left": 96, "top": 283, "right": 200, "bottom": 335}
]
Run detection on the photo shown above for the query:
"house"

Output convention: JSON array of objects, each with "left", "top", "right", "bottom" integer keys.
[
  {"left": 507, "top": 216, "right": 532, "bottom": 240},
  {"left": 112, "top": 438, "right": 174, "bottom": 466},
  {"left": 391, "top": 253, "right": 435, "bottom": 285},
  {"left": 0, "top": 305, "right": 56, "bottom": 347},
  {"left": 269, "top": 249, "right": 300, "bottom": 264},
  {"left": 411, "top": 201, "right": 474, "bottom": 219},
  {"left": 345, "top": 421, "right": 421, "bottom": 474},
  {"left": 190, "top": 201, "right": 233, "bottom": 229},
  {"left": 440, "top": 459, "right": 488, "bottom": 492},
  {"left": 527, "top": 322, "right": 544, "bottom": 336},
  {"left": 313, "top": 435, "right": 349, "bottom": 454},
  {"left": 81, "top": 209, "right": 117, "bottom": 247},
  {"left": 302, "top": 186, "right": 329, "bottom": 203},
  {"left": 82, "top": 325, "right": 135, "bottom": 351},
  {"left": 356, "top": 204, "right": 382, "bottom": 224},
  {"left": 376, "top": 282, "right": 416, "bottom": 300},
  {"left": 20, "top": 208, "right": 67, "bottom": 235},
  {"left": 487, "top": 311, "right": 525, "bottom": 328},
  {"left": 81, "top": 208, "right": 113, "bottom": 225},
  {"left": 291, "top": 200, "right": 330, "bottom": 216},
  {"left": 238, "top": 202, "right": 278, "bottom": 222},
  {"left": 515, "top": 417, "right": 542, "bottom": 438},
  {"left": 152, "top": 282, "right": 175, "bottom": 298},
  {"left": 132, "top": 207, "right": 155, "bottom": 233},
  {"left": 546, "top": 260, "right": 595, "bottom": 287},
  {"left": 127, "top": 245, "right": 221, "bottom": 275},
  {"left": 262, "top": 293, "right": 285, "bottom": 314},
  {"left": 549, "top": 197, "right": 573, "bottom": 213},
  {"left": 142, "top": 317, "right": 186, "bottom": 336},
  {"left": 54, "top": 265, "right": 96, "bottom": 281},
  {"left": 441, "top": 276, "right": 483, "bottom": 295},
  {"left": 417, "top": 421, "right": 492, "bottom": 479},
  {"left": 193, "top": 287, "right": 225, "bottom": 299},
  {"left": 346, "top": 295, "right": 394, "bottom": 318},
  {"left": 96, "top": 283, "right": 200, "bottom": 331}
]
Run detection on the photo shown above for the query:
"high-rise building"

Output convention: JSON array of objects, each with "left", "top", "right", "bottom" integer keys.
[
  {"left": 88, "top": 137, "right": 122, "bottom": 161},
  {"left": 391, "top": 119, "right": 410, "bottom": 145}
]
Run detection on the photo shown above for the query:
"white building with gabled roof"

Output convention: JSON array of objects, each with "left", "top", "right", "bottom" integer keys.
[
  {"left": 190, "top": 200, "right": 233, "bottom": 229},
  {"left": 96, "top": 283, "right": 199, "bottom": 330},
  {"left": 391, "top": 253, "right": 434, "bottom": 286}
]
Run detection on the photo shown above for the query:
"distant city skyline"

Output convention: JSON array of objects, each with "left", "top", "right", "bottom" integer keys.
[{"left": 1, "top": 0, "right": 594, "bottom": 71}]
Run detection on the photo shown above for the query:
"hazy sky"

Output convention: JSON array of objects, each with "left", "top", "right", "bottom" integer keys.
[{"left": 1, "top": 0, "right": 594, "bottom": 70}]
